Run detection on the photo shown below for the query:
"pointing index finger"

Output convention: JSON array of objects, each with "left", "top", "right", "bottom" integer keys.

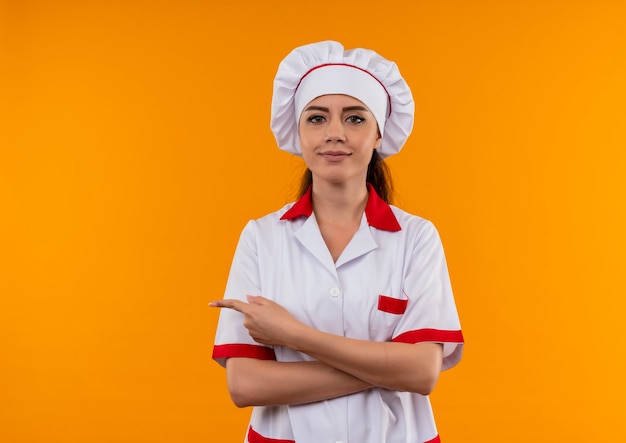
[{"left": 208, "top": 299, "right": 247, "bottom": 312}]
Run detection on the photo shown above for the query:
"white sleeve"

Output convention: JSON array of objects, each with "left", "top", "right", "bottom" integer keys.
[
  {"left": 212, "top": 221, "right": 275, "bottom": 367},
  {"left": 392, "top": 220, "right": 464, "bottom": 370}
]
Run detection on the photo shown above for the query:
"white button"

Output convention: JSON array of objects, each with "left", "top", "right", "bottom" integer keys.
[
  {"left": 329, "top": 287, "right": 341, "bottom": 297},
  {"left": 335, "top": 441, "right": 344, "bottom": 443}
]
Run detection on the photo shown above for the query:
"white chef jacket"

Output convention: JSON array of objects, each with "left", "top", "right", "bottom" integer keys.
[{"left": 213, "top": 184, "right": 464, "bottom": 443}]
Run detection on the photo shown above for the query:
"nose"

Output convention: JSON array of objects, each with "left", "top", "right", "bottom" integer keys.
[{"left": 325, "top": 118, "right": 346, "bottom": 143}]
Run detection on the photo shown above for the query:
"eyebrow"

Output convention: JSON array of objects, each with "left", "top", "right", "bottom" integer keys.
[{"left": 303, "top": 105, "right": 371, "bottom": 113}]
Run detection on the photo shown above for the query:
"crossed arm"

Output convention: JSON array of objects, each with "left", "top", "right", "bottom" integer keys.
[{"left": 210, "top": 295, "right": 443, "bottom": 408}]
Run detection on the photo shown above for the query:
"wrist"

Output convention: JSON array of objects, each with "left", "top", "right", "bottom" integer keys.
[{"left": 286, "top": 321, "right": 315, "bottom": 352}]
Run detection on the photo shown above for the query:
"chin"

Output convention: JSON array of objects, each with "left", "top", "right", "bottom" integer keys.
[{"left": 314, "top": 172, "right": 362, "bottom": 185}]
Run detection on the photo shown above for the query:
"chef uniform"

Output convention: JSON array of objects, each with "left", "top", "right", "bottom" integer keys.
[{"left": 213, "top": 41, "right": 464, "bottom": 443}]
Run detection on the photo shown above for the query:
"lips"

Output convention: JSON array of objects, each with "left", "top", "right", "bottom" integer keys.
[{"left": 320, "top": 151, "right": 351, "bottom": 162}]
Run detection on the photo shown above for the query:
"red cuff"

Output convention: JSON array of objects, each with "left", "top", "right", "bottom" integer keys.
[
  {"left": 393, "top": 328, "right": 464, "bottom": 344},
  {"left": 212, "top": 344, "right": 276, "bottom": 361}
]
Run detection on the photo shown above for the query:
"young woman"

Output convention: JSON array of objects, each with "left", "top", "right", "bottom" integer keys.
[{"left": 211, "top": 41, "right": 464, "bottom": 443}]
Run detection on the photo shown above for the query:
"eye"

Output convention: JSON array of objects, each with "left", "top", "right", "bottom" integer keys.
[
  {"left": 346, "top": 115, "right": 365, "bottom": 124},
  {"left": 306, "top": 114, "right": 326, "bottom": 124}
]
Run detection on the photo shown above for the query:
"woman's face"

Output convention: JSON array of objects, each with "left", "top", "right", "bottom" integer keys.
[{"left": 298, "top": 94, "right": 382, "bottom": 186}]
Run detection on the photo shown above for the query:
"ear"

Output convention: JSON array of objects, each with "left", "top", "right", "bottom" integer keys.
[{"left": 374, "top": 132, "right": 382, "bottom": 149}]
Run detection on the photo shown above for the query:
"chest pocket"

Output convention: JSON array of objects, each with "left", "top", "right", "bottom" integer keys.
[
  {"left": 369, "top": 293, "right": 408, "bottom": 341},
  {"left": 378, "top": 294, "right": 408, "bottom": 314}
]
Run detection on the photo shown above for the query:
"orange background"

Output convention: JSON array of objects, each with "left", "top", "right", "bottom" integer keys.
[{"left": 1, "top": 1, "right": 625, "bottom": 441}]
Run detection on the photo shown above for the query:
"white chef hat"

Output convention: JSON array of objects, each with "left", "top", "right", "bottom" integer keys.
[{"left": 270, "top": 40, "right": 414, "bottom": 158}]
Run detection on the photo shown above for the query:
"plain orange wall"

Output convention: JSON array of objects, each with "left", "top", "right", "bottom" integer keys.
[{"left": 1, "top": 0, "right": 625, "bottom": 442}]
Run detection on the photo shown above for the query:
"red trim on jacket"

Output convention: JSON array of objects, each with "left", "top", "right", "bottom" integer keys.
[
  {"left": 247, "top": 425, "right": 439, "bottom": 443},
  {"left": 393, "top": 328, "right": 464, "bottom": 344},
  {"left": 247, "top": 426, "right": 295, "bottom": 443},
  {"left": 212, "top": 344, "right": 276, "bottom": 361},
  {"left": 280, "top": 183, "right": 401, "bottom": 232}
]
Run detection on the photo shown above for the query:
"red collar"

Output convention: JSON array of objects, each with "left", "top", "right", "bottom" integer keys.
[{"left": 280, "top": 183, "right": 401, "bottom": 232}]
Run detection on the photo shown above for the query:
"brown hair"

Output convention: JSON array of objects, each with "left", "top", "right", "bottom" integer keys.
[{"left": 297, "top": 150, "right": 394, "bottom": 203}]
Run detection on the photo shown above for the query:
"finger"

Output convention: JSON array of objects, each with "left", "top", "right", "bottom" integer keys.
[
  {"left": 246, "top": 295, "right": 266, "bottom": 304},
  {"left": 208, "top": 299, "right": 247, "bottom": 312}
]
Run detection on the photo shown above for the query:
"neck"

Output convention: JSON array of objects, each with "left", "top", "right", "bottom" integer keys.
[{"left": 311, "top": 179, "right": 369, "bottom": 226}]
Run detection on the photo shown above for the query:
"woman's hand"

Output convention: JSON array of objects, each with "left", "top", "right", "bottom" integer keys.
[{"left": 210, "top": 296, "right": 306, "bottom": 347}]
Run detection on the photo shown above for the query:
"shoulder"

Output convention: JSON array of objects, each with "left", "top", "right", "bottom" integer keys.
[
  {"left": 240, "top": 202, "right": 300, "bottom": 237},
  {"left": 253, "top": 202, "right": 297, "bottom": 225},
  {"left": 389, "top": 205, "right": 437, "bottom": 234},
  {"left": 388, "top": 205, "right": 446, "bottom": 253}
]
